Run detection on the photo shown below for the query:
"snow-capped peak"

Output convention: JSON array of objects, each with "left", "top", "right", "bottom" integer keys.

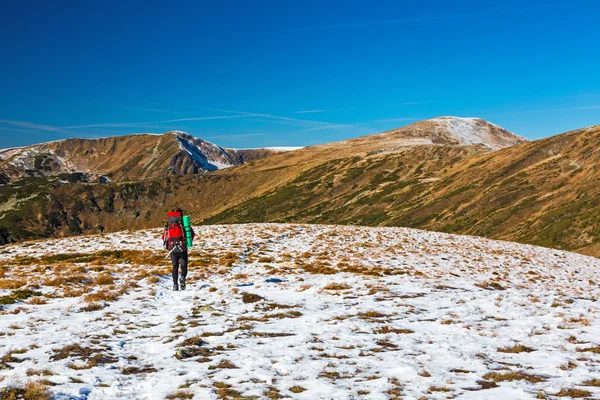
[{"left": 427, "top": 116, "right": 527, "bottom": 150}]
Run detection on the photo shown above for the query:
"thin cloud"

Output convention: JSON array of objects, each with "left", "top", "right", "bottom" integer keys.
[
  {"left": 294, "top": 110, "right": 328, "bottom": 114},
  {"left": 61, "top": 115, "right": 250, "bottom": 129},
  {"left": 0, "top": 119, "right": 65, "bottom": 132}
]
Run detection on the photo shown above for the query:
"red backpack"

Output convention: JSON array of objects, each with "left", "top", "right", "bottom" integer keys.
[{"left": 165, "top": 211, "right": 186, "bottom": 253}]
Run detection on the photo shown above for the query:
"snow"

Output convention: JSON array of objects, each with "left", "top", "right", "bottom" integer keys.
[
  {"left": 175, "top": 134, "right": 237, "bottom": 172},
  {"left": 1, "top": 224, "right": 599, "bottom": 399},
  {"left": 430, "top": 117, "right": 527, "bottom": 150}
]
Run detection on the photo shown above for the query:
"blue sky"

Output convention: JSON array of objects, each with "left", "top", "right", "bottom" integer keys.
[{"left": 1, "top": 0, "right": 600, "bottom": 149}]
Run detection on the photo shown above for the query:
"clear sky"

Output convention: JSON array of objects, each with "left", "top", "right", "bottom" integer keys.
[{"left": 1, "top": 0, "right": 600, "bottom": 149}]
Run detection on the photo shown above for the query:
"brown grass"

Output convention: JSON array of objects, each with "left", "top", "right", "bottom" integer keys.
[
  {"left": 323, "top": 283, "right": 351, "bottom": 291},
  {"left": 358, "top": 311, "right": 388, "bottom": 319},
  {"left": 288, "top": 386, "right": 306, "bottom": 393},
  {"left": 497, "top": 344, "right": 536, "bottom": 353},
  {"left": 554, "top": 388, "right": 592, "bottom": 398},
  {"left": 576, "top": 346, "right": 600, "bottom": 354},
  {"left": 95, "top": 273, "right": 114, "bottom": 285},
  {"left": 242, "top": 293, "right": 264, "bottom": 303},
  {"left": 83, "top": 289, "right": 119, "bottom": 303},
  {"left": 208, "top": 360, "right": 238, "bottom": 370},
  {"left": 0, "top": 382, "right": 51, "bottom": 400},
  {"left": 482, "top": 371, "right": 546, "bottom": 383},
  {"left": 166, "top": 391, "right": 194, "bottom": 399},
  {"left": 213, "top": 381, "right": 258, "bottom": 399},
  {"left": 122, "top": 366, "right": 158, "bottom": 375}
]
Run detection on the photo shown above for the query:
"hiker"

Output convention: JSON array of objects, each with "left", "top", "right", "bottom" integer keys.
[{"left": 162, "top": 208, "right": 195, "bottom": 291}]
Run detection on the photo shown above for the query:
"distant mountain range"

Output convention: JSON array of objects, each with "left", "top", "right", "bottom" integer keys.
[
  {"left": 0, "top": 131, "right": 285, "bottom": 184},
  {"left": 1, "top": 116, "right": 598, "bottom": 257}
]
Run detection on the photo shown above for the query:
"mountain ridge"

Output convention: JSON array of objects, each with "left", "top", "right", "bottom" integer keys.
[
  {"left": 0, "top": 131, "right": 285, "bottom": 184},
  {"left": 3, "top": 117, "right": 599, "bottom": 258}
]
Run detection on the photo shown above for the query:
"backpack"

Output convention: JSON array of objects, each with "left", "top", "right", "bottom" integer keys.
[{"left": 165, "top": 211, "right": 186, "bottom": 254}]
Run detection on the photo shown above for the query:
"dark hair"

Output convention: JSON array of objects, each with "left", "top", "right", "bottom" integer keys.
[{"left": 174, "top": 208, "right": 183, "bottom": 215}]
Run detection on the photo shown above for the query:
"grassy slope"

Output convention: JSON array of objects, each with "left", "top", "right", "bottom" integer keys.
[
  {"left": 1, "top": 125, "right": 598, "bottom": 257},
  {"left": 206, "top": 125, "right": 600, "bottom": 256}
]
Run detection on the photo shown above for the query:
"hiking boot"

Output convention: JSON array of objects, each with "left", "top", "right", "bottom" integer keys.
[
  {"left": 179, "top": 278, "right": 186, "bottom": 291},
  {"left": 173, "top": 284, "right": 179, "bottom": 291}
]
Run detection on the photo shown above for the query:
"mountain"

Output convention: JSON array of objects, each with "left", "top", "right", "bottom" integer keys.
[
  {"left": 4, "top": 117, "right": 600, "bottom": 258},
  {"left": 379, "top": 116, "right": 527, "bottom": 150},
  {"left": 0, "top": 131, "right": 283, "bottom": 184},
  {"left": 1, "top": 224, "right": 599, "bottom": 398},
  {"left": 205, "top": 123, "right": 600, "bottom": 256}
]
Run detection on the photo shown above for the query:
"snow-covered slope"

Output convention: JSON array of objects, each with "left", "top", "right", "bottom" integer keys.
[
  {"left": 1, "top": 224, "right": 599, "bottom": 399},
  {"left": 428, "top": 117, "right": 528, "bottom": 150},
  {"left": 383, "top": 117, "right": 527, "bottom": 150}
]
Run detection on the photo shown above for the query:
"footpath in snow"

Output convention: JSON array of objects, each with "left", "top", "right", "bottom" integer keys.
[{"left": 0, "top": 224, "right": 599, "bottom": 399}]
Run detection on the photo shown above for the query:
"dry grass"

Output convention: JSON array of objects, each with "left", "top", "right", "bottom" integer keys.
[
  {"left": 475, "top": 280, "right": 506, "bottom": 291},
  {"left": 358, "top": 311, "right": 389, "bottom": 319},
  {"left": 208, "top": 360, "right": 238, "bottom": 370},
  {"left": 374, "top": 326, "right": 414, "bottom": 335},
  {"left": 94, "top": 273, "right": 114, "bottom": 285},
  {"left": 213, "top": 381, "right": 258, "bottom": 399},
  {"left": 0, "top": 289, "right": 42, "bottom": 305},
  {"left": 576, "top": 346, "right": 600, "bottom": 354},
  {"left": 554, "top": 388, "right": 592, "bottom": 398},
  {"left": 428, "top": 385, "right": 452, "bottom": 393},
  {"left": 497, "top": 344, "right": 536, "bottom": 353},
  {"left": 0, "top": 382, "right": 52, "bottom": 400},
  {"left": 482, "top": 371, "right": 546, "bottom": 383},
  {"left": 242, "top": 293, "right": 264, "bottom": 303},
  {"left": 82, "top": 289, "right": 119, "bottom": 304},
  {"left": 166, "top": 391, "right": 194, "bottom": 399},
  {"left": 323, "top": 282, "right": 351, "bottom": 291},
  {"left": 25, "top": 369, "right": 53, "bottom": 377},
  {"left": 288, "top": 386, "right": 306, "bottom": 393},
  {"left": 122, "top": 366, "right": 158, "bottom": 375}
]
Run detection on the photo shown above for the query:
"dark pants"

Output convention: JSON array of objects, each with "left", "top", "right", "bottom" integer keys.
[{"left": 171, "top": 252, "right": 188, "bottom": 284}]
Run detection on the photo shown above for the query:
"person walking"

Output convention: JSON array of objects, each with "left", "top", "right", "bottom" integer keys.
[{"left": 162, "top": 208, "right": 195, "bottom": 291}]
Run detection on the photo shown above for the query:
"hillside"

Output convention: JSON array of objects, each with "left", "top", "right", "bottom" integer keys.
[
  {"left": 0, "top": 131, "right": 281, "bottom": 183},
  {"left": 1, "top": 224, "right": 599, "bottom": 399},
  {"left": 4, "top": 118, "right": 600, "bottom": 258},
  {"left": 204, "top": 124, "right": 600, "bottom": 256}
]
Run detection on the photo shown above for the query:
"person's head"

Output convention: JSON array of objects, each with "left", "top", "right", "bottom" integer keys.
[{"left": 174, "top": 208, "right": 183, "bottom": 215}]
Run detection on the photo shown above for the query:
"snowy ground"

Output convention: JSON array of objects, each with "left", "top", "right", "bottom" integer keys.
[{"left": 0, "top": 224, "right": 599, "bottom": 399}]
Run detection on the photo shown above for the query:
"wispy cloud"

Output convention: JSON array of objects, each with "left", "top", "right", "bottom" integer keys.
[
  {"left": 60, "top": 115, "right": 249, "bottom": 129},
  {"left": 0, "top": 119, "right": 65, "bottom": 132},
  {"left": 294, "top": 110, "right": 328, "bottom": 114}
]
